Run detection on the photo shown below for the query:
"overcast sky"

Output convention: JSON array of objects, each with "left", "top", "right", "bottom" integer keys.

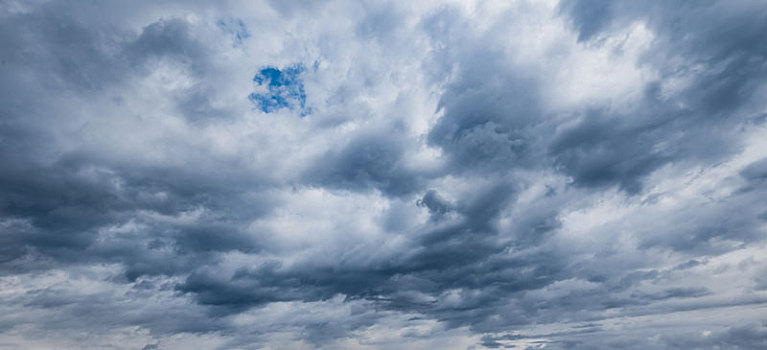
[{"left": 1, "top": 0, "right": 767, "bottom": 349}]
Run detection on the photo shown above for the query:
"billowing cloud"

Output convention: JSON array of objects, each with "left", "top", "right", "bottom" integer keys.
[{"left": 1, "top": 0, "right": 767, "bottom": 349}]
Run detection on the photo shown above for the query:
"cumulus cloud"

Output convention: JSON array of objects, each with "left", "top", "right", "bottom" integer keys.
[{"left": 1, "top": 0, "right": 767, "bottom": 348}]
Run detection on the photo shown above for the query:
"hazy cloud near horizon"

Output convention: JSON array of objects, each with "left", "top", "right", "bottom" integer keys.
[{"left": 1, "top": 0, "right": 767, "bottom": 349}]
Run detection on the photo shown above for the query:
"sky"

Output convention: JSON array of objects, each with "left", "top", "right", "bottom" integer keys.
[{"left": 1, "top": 0, "right": 767, "bottom": 349}]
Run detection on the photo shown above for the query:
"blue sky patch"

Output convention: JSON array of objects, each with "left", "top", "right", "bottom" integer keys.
[
  {"left": 249, "top": 64, "right": 309, "bottom": 116},
  {"left": 217, "top": 18, "right": 250, "bottom": 47}
]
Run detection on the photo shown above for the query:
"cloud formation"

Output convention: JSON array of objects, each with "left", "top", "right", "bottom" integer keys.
[{"left": 1, "top": 0, "right": 767, "bottom": 348}]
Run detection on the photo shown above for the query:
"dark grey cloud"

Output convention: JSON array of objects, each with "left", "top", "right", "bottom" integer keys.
[
  {"left": 306, "top": 129, "right": 421, "bottom": 196},
  {"left": 1, "top": 0, "right": 767, "bottom": 349}
]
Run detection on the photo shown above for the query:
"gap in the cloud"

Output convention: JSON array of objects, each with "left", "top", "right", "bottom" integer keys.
[
  {"left": 249, "top": 64, "right": 310, "bottom": 117},
  {"left": 217, "top": 17, "right": 250, "bottom": 47}
]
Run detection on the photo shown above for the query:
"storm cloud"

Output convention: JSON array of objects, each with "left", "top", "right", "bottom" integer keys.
[{"left": 1, "top": 0, "right": 767, "bottom": 349}]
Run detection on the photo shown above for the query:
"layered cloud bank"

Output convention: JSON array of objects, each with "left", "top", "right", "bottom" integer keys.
[{"left": 1, "top": 0, "right": 767, "bottom": 349}]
